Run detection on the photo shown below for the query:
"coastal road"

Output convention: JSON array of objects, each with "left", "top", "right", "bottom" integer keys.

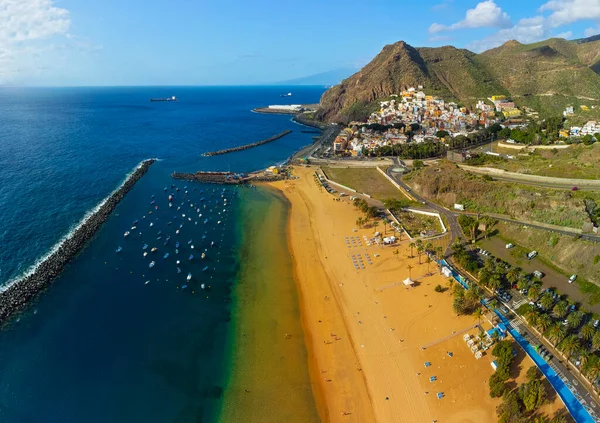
[
  {"left": 459, "top": 211, "right": 600, "bottom": 244},
  {"left": 458, "top": 165, "right": 600, "bottom": 192}
]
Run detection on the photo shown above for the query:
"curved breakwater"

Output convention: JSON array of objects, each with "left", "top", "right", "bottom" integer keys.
[
  {"left": 202, "top": 130, "right": 292, "bottom": 156},
  {"left": 0, "top": 159, "right": 156, "bottom": 324}
]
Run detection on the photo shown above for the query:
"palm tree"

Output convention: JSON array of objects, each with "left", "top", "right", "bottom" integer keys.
[
  {"left": 426, "top": 256, "right": 432, "bottom": 274},
  {"left": 526, "top": 309, "right": 540, "bottom": 327},
  {"left": 474, "top": 307, "right": 483, "bottom": 328},
  {"left": 539, "top": 292, "right": 554, "bottom": 310},
  {"left": 583, "top": 354, "right": 600, "bottom": 383},
  {"left": 528, "top": 285, "right": 541, "bottom": 301},
  {"left": 436, "top": 245, "right": 443, "bottom": 260},
  {"left": 532, "top": 416, "right": 549, "bottom": 423},
  {"left": 558, "top": 334, "right": 580, "bottom": 360},
  {"left": 516, "top": 278, "right": 529, "bottom": 291},
  {"left": 553, "top": 301, "right": 569, "bottom": 319},
  {"left": 407, "top": 264, "right": 413, "bottom": 279},
  {"left": 356, "top": 217, "right": 363, "bottom": 228},
  {"left": 409, "top": 242, "right": 416, "bottom": 257},
  {"left": 417, "top": 245, "right": 424, "bottom": 264},
  {"left": 536, "top": 313, "right": 552, "bottom": 332},
  {"left": 567, "top": 311, "right": 583, "bottom": 330},
  {"left": 506, "top": 267, "right": 521, "bottom": 285},
  {"left": 580, "top": 323, "right": 596, "bottom": 342},
  {"left": 425, "top": 242, "right": 433, "bottom": 255},
  {"left": 488, "top": 274, "right": 502, "bottom": 291},
  {"left": 382, "top": 218, "right": 388, "bottom": 235},
  {"left": 545, "top": 323, "right": 566, "bottom": 346},
  {"left": 592, "top": 331, "right": 600, "bottom": 350},
  {"left": 373, "top": 220, "right": 380, "bottom": 233},
  {"left": 393, "top": 249, "right": 399, "bottom": 260},
  {"left": 478, "top": 268, "right": 491, "bottom": 286}
]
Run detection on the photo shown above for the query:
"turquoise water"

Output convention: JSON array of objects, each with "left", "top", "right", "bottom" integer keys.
[{"left": 0, "top": 86, "right": 325, "bottom": 422}]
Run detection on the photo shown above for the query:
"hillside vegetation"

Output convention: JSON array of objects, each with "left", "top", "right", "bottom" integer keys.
[
  {"left": 404, "top": 161, "right": 600, "bottom": 228},
  {"left": 476, "top": 143, "right": 600, "bottom": 179},
  {"left": 317, "top": 36, "right": 600, "bottom": 123}
]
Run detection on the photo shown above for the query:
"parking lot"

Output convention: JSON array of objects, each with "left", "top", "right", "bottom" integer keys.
[{"left": 478, "top": 237, "right": 599, "bottom": 315}]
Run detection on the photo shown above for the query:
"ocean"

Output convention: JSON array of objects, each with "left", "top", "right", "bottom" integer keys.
[{"left": 0, "top": 86, "right": 325, "bottom": 422}]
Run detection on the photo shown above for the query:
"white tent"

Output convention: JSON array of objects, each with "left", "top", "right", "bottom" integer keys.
[{"left": 403, "top": 278, "right": 414, "bottom": 286}]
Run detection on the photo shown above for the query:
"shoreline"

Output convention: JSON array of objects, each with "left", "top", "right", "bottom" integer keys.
[
  {"left": 218, "top": 186, "right": 319, "bottom": 423},
  {"left": 266, "top": 166, "right": 568, "bottom": 422},
  {"left": 0, "top": 159, "right": 155, "bottom": 325}
]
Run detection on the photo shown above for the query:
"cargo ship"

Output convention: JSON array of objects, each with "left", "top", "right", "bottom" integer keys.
[{"left": 150, "top": 96, "right": 177, "bottom": 102}]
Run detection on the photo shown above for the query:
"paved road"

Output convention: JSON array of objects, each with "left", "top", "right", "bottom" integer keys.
[
  {"left": 460, "top": 211, "right": 600, "bottom": 244},
  {"left": 385, "top": 160, "right": 462, "bottom": 254}
]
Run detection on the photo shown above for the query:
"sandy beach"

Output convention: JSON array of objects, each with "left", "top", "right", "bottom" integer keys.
[{"left": 268, "top": 166, "right": 567, "bottom": 423}]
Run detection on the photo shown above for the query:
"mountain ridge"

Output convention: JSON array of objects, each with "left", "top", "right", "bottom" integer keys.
[{"left": 316, "top": 35, "right": 600, "bottom": 123}]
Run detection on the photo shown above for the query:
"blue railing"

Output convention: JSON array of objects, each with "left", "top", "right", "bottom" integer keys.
[{"left": 495, "top": 311, "right": 595, "bottom": 423}]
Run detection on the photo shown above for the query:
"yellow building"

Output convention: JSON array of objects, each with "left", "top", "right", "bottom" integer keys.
[
  {"left": 503, "top": 108, "right": 521, "bottom": 118},
  {"left": 559, "top": 129, "right": 569, "bottom": 138},
  {"left": 581, "top": 105, "right": 590, "bottom": 111},
  {"left": 492, "top": 95, "right": 506, "bottom": 101}
]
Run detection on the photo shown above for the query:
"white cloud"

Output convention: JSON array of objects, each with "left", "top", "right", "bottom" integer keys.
[
  {"left": 429, "top": 1, "right": 512, "bottom": 33},
  {"left": 0, "top": 0, "right": 72, "bottom": 83},
  {"left": 555, "top": 30, "right": 573, "bottom": 39},
  {"left": 539, "top": 0, "right": 600, "bottom": 27},
  {"left": 0, "top": 0, "right": 70, "bottom": 44},
  {"left": 584, "top": 26, "right": 600, "bottom": 37},
  {"left": 467, "top": 17, "right": 548, "bottom": 52}
]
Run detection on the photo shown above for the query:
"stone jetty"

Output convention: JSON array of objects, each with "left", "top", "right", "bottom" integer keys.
[
  {"left": 0, "top": 159, "right": 156, "bottom": 325},
  {"left": 172, "top": 170, "right": 286, "bottom": 185},
  {"left": 202, "top": 130, "right": 292, "bottom": 156}
]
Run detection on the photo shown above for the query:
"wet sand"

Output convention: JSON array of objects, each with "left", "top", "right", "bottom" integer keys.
[
  {"left": 219, "top": 187, "right": 319, "bottom": 422},
  {"left": 268, "top": 166, "right": 567, "bottom": 423}
]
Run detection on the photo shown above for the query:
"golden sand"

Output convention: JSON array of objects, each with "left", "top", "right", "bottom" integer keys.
[{"left": 268, "top": 166, "right": 567, "bottom": 423}]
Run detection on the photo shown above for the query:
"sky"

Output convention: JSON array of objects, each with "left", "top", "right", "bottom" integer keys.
[{"left": 2, "top": 0, "right": 600, "bottom": 86}]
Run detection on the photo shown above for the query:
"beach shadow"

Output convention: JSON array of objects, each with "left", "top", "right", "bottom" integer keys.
[{"left": 509, "top": 346, "right": 527, "bottom": 380}]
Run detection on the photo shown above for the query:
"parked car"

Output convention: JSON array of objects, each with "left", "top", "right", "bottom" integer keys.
[
  {"left": 594, "top": 319, "right": 600, "bottom": 328},
  {"left": 527, "top": 251, "right": 538, "bottom": 260},
  {"left": 533, "top": 270, "right": 544, "bottom": 279},
  {"left": 572, "top": 186, "right": 579, "bottom": 191},
  {"left": 569, "top": 274, "right": 577, "bottom": 283}
]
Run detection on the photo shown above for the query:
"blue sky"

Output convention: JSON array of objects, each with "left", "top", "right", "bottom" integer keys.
[{"left": 2, "top": 0, "right": 600, "bottom": 86}]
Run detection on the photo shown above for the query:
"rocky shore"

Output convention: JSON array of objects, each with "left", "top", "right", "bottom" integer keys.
[
  {"left": 202, "top": 130, "right": 292, "bottom": 156},
  {"left": 0, "top": 159, "right": 156, "bottom": 325}
]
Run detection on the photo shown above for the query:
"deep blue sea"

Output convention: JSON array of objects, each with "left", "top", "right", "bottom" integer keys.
[{"left": 0, "top": 86, "right": 325, "bottom": 422}]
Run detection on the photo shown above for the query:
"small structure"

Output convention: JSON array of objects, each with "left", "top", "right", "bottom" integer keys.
[
  {"left": 491, "top": 360, "right": 498, "bottom": 371},
  {"left": 403, "top": 278, "right": 415, "bottom": 286}
]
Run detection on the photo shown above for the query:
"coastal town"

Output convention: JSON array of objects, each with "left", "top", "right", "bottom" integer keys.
[{"left": 328, "top": 87, "right": 600, "bottom": 157}]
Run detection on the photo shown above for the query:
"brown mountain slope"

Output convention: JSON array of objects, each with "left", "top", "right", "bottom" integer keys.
[{"left": 317, "top": 36, "right": 600, "bottom": 123}]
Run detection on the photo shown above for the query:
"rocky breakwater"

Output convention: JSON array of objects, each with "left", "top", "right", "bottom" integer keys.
[
  {"left": 172, "top": 170, "right": 287, "bottom": 185},
  {"left": 202, "top": 130, "right": 292, "bottom": 156},
  {"left": 0, "top": 159, "right": 156, "bottom": 325}
]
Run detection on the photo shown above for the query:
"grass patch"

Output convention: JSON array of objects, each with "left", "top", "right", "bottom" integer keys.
[
  {"left": 578, "top": 280, "right": 600, "bottom": 305},
  {"left": 397, "top": 210, "right": 443, "bottom": 238},
  {"left": 321, "top": 166, "right": 405, "bottom": 201}
]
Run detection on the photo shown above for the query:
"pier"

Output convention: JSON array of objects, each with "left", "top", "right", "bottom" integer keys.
[
  {"left": 0, "top": 159, "right": 156, "bottom": 325},
  {"left": 202, "top": 130, "right": 292, "bottom": 157}
]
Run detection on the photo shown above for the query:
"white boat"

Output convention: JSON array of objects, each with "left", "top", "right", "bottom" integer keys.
[
  {"left": 201, "top": 283, "right": 205, "bottom": 289},
  {"left": 201, "top": 252, "right": 206, "bottom": 259},
  {"left": 149, "top": 261, "right": 155, "bottom": 268},
  {"left": 143, "top": 252, "right": 148, "bottom": 257},
  {"left": 151, "top": 247, "right": 157, "bottom": 253},
  {"left": 124, "top": 231, "right": 130, "bottom": 237},
  {"left": 187, "top": 273, "right": 192, "bottom": 281}
]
